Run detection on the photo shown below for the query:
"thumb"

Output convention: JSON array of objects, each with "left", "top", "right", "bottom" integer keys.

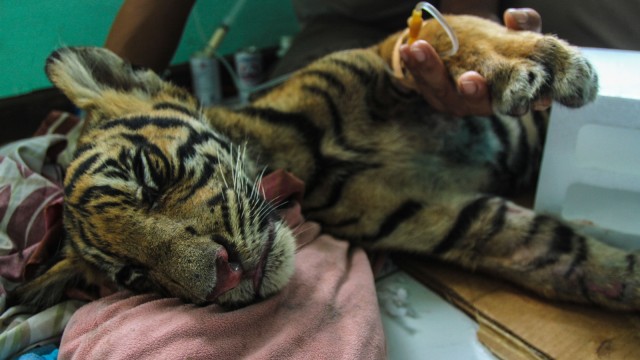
[{"left": 504, "top": 8, "right": 542, "bottom": 33}]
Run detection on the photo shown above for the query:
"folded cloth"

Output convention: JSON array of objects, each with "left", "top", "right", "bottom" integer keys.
[
  {"left": 1, "top": 111, "right": 81, "bottom": 287},
  {"left": 0, "top": 111, "right": 85, "bottom": 360},
  {"left": 17, "top": 344, "right": 59, "bottom": 360},
  {"left": 60, "top": 171, "right": 386, "bottom": 359}
]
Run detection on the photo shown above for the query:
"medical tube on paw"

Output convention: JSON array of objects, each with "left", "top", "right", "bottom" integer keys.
[{"left": 407, "top": 9, "right": 423, "bottom": 45}]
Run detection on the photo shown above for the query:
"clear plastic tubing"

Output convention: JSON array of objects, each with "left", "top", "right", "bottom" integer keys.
[{"left": 416, "top": 2, "right": 459, "bottom": 57}]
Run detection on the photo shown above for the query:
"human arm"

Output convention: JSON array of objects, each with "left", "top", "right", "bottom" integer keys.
[{"left": 105, "top": 0, "right": 196, "bottom": 73}]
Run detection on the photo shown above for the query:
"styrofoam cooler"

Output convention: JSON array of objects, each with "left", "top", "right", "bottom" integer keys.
[{"left": 535, "top": 48, "right": 640, "bottom": 250}]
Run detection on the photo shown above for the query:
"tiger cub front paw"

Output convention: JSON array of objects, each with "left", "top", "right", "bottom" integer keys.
[{"left": 490, "top": 36, "right": 598, "bottom": 116}]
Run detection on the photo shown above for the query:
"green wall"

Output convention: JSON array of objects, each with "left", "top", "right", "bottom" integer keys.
[{"left": 0, "top": 0, "right": 300, "bottom": 99}]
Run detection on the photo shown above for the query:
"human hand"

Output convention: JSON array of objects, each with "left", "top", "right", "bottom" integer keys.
[{"left": 399, "top": 8, "right": 546, "bottom": 116}]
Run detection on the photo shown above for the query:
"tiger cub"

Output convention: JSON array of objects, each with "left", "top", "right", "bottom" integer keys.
[{"left": 12, "top": 15, "right": 639, "bottom": 312}]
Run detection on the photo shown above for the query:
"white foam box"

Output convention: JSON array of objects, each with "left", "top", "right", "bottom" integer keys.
[{"left": 535, "top": 48, "right": 640, "bottom": 250}]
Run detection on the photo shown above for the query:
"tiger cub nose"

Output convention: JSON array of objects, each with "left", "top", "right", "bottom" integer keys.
[{"left": 206, "top": 246, "right": 243, "bottom": 300}]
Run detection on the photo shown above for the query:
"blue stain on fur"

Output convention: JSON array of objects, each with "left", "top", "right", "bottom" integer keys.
[{"left": 442, "top": 116, "right": 500, "bottom": 165}]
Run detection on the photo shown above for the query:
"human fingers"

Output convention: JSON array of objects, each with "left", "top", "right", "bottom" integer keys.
[
  {"left": 456, "top": 71, "right": 493, "bottom": 116},
  {"left": 533, "top": 97, "right": 552, "bottom": 111},
  {"left": 400, "top": 40, "right": 454, "bottom": 109},
  {"left": 503, "top": 8, "right": 542, "bottom": 32},
  {"left": 401, "top": 41, "right": 492, "bottom": 116},
  {"left": 457, "top": 73, "right": 551, "bottom": 114}
]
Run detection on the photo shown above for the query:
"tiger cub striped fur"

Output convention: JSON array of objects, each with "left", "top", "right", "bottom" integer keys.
[{"left": 12, "top": 15, "right": 639, "bottom": 311}]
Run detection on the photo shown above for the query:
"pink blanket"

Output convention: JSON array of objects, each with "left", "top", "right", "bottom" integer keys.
[{"left": 59, "top": 172, "right": 386, "bottom": 359}]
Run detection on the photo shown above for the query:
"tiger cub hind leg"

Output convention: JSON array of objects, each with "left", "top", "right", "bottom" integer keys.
[
  {"left": 365, "top": 194, "right": 639, "bottom": 311},
  {"left": 377, "top": 15, "right": 598, "bottom": 116}
]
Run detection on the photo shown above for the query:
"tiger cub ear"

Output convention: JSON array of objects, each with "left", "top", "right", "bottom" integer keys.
[{"left": 45, "top": 47, "right": 164, "bottom": 110}]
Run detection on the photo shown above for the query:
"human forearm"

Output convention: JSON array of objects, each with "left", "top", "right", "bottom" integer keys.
[{"left": 105, "top": 0, "right": 196, "bottom": 73}]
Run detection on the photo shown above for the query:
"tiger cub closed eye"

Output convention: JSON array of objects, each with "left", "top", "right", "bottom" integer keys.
[{"left": 11, "top": 14, "right": 640, "bottom": 312}]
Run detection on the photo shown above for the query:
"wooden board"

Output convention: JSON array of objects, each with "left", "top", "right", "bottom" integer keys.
[{"left": 397, "top": 256, "right": 640, "bottom": 359}]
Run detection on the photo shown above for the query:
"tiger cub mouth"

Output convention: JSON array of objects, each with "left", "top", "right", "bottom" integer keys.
[
  {"left": 204, "top": 220, "right": 275, "bottom": 301},
  {"left": 252, "top": 219, "right": 276, "bottom": 297},
  {"left": 207, "top": 170, "right": 300, "bottom": 305}
]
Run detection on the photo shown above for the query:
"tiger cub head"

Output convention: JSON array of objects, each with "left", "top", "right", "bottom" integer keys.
[{"left": 12, "top": 47, "right": 296, "bottom": 310}]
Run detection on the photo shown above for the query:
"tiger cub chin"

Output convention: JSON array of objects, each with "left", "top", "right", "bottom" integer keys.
[{"left": 12, "top": 15, "right": 640, "bottom": 312}]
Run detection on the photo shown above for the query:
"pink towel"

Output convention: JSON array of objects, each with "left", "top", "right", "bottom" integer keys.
[{"left": 59, "top": 172, "right": 386, "bottom": 359}]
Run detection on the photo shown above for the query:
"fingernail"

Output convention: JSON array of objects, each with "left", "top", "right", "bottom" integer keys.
[
  {"left": 533, "top": 97, "right": 552, "bottom": 110},
  {"left": 410, "top": 45, "right": 426, "bottom": 62},
  {"left": 508, "top": 9, "right": 529, "bottom": 26},
  {"left": 460, "top": 80, "right": 478, "bottom": 95}
]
